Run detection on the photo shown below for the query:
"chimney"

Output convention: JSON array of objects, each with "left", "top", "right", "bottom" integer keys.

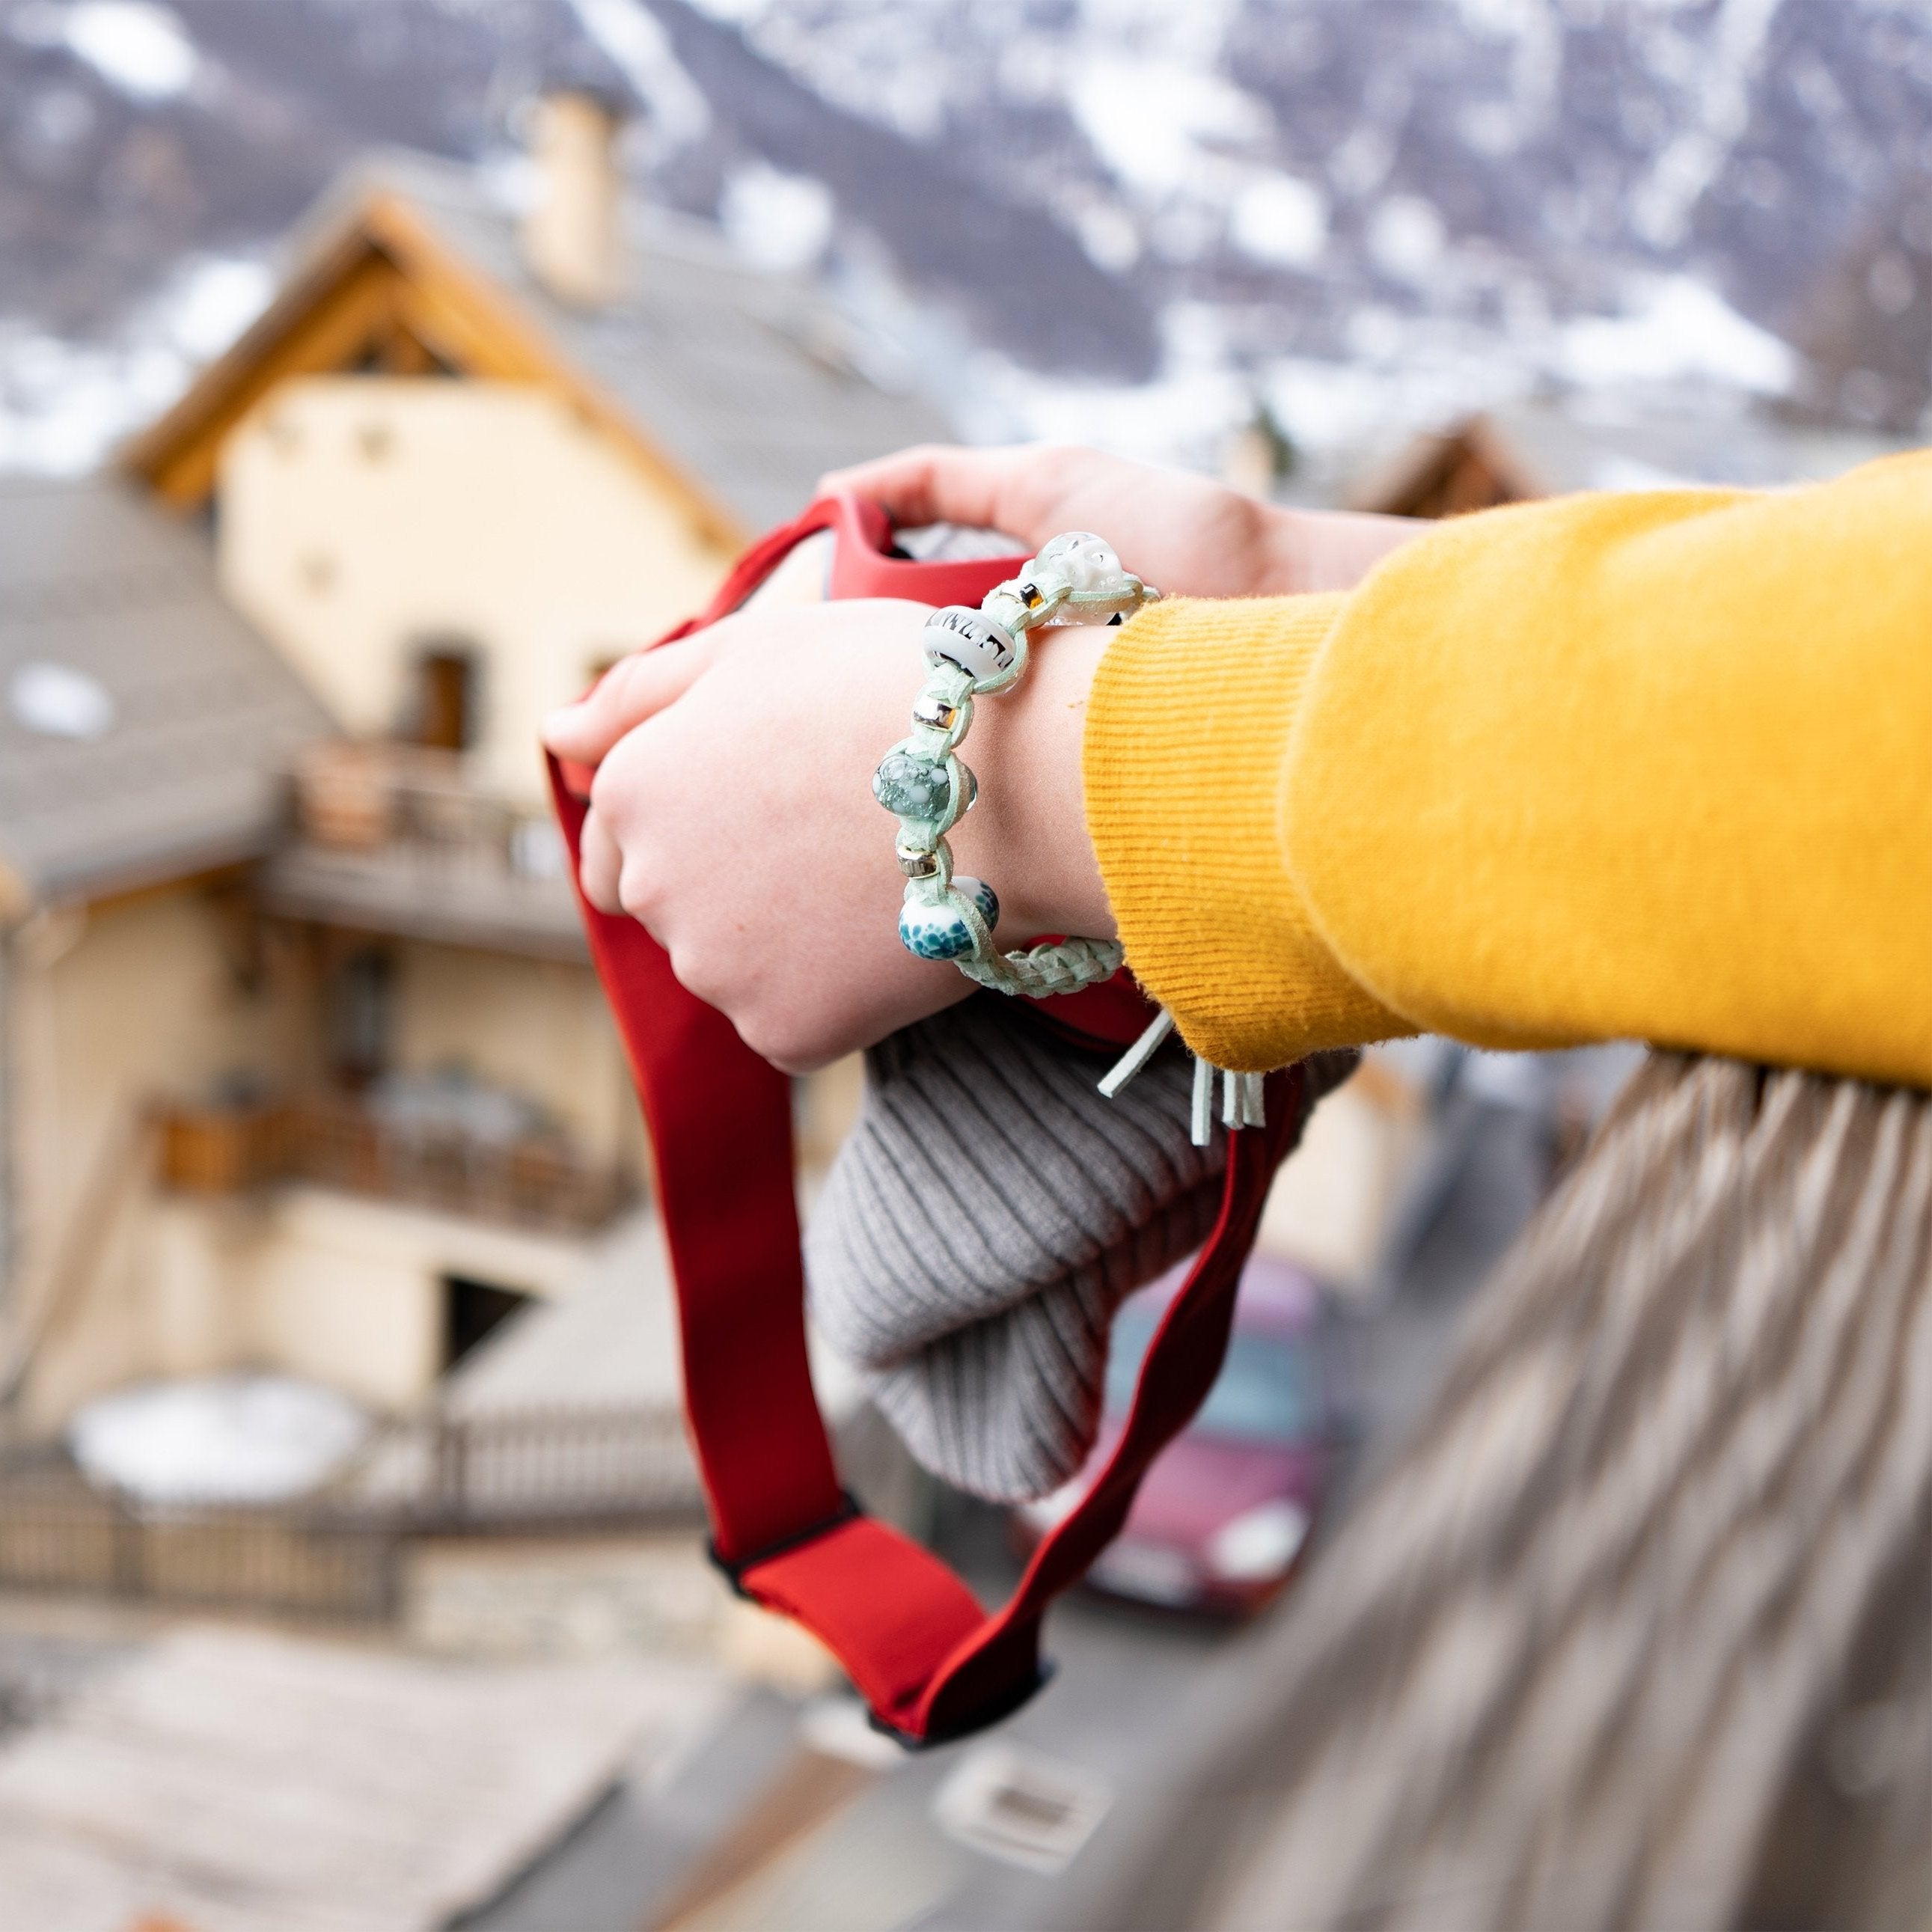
[{"left": 522, "top": 89, "right": 626, "bottom": 307}]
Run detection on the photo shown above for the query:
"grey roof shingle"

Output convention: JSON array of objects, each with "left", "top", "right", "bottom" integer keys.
[
  {"left": 337, "top": 150, "right": 953, "bottom": 535},
  {"left": 0, "top": 477, "right": 333, "bottom": 907},
  {"left": 1340, "top": 397, "right": 1919, "bottom": 516},
  {"left": 1471, "top": 399, "right": 1913, "bottom": 496}
]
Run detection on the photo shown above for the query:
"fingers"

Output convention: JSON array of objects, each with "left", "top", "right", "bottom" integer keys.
[
  {"left": 817, "top": 444, "right": 1070, "bottom": 543},
  {"left": 542, "top": 636, "right": 714, "bottom": 766},
  {"left": 577, "top": 805, "right": 626, "bottom": 916}
]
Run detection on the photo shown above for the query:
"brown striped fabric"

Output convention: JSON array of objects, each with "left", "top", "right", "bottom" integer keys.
[
  {"left": 1051, "top": 1052, "right": 1932, "bottom": 1932},
  {"left": 804, "top": 993, "right": 1348, "bottom": 1501}
]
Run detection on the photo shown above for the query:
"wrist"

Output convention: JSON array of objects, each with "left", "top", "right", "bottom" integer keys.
[
  {"left": 1082, "top": 592, "right": 1404, "bottom": 1069},
  {"left": 945, "top": 624, "right": 1113, "bottom": 945}
]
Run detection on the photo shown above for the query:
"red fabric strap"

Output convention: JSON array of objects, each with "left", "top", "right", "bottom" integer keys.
[{"left": 550, "top": 497, "right": 1291, "bottom": 1743}]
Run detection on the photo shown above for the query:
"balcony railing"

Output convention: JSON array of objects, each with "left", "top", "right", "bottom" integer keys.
[
  {"left": 157, "top": 1090, "right": 638, "bottom": 1235},
  {"left": 261, "top": 739, "right": 586, "bottom": 959},
  {"left": 337, "top": 1403, "right": 702, "bottom": 1528},
  {"left": 0, "top": 1402, "right": 703, "bottom": 1623},
  {"left": 0, "top": 1452, "right": 401, "bottom": 1622}
]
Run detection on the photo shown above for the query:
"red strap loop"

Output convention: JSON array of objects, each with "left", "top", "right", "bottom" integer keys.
[{"left": 550, "top": 497, "right": 1288, "bottom": 1743}]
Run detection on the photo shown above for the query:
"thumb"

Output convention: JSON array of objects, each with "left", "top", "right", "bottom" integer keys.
[{"left": 541, "top": 635, "right": 715, "bottom": 767}]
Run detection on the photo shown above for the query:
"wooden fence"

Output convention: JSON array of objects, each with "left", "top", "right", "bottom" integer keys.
[
  {"left": 0, "top": 1463, "right": 400, "bottom": 1621},
  {"left": 339, "top": 1401, "right": 703, "bottom": 1529},
  {"left": 0, "top": 1401, "right": 704, "bottom": 1624}
]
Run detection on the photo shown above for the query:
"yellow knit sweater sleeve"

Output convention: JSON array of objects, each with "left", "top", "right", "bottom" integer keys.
[{"left": 1083, "top": 450, "right": 1932, "bottom": 1086}]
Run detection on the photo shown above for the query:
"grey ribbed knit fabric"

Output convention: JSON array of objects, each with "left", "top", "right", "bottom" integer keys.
[{"left": 805, "top": 994, "right": 1351, "bottom": 1502}]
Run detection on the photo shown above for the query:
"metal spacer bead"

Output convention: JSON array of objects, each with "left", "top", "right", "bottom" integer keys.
[
  {"left": 896, "top": 842, "right": 940, "bottom": 878},
  {"left": 912, "top": 691, "right": 959, "bottom": 730}
]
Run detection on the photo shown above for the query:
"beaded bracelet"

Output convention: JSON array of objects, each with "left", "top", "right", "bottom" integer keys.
[{"left": 873, "top": 532, "right": 1158, "bottom": 999}]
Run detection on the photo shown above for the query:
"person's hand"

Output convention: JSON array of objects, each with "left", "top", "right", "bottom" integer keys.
[
  {"left": 541, "top": 442, "right": 1420, "bottom": 1069},
  {"left": 819, "top": 443, "right": 1419, "bottom": 599},
  {"left": 542, "top": 601, "right": 1112, "bottom": 1072}
]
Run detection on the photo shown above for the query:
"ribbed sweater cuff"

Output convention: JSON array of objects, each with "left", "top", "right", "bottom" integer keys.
[{"left": 1082, "top": 593, "right": 1407, "bottom": 1072}]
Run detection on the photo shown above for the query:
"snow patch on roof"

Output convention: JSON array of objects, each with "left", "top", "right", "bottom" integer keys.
[
  {"left": 69, "top": 1374, "right": 370, "bottom": 1505},
  {"left": 10, "top": 660, "right": 115, "bottom": 739},
  {"left": 721, "top": 162, "right": 835, "bottom": 274}
]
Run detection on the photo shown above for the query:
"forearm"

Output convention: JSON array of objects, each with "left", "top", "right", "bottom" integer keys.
[
  {"left": 1086, "top": 452, "right": 1932, "bottom": 1086},
  {"left": 1259, "top": 506, "right": 1422, "bottom": 594},
  {"left": 973, "top": 510, "right": 1422, "bottom": 947}
]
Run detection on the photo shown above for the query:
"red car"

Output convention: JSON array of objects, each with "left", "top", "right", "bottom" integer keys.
[{"left": 1014, "top": 1255, "right": 1342, "bottom": 1616}]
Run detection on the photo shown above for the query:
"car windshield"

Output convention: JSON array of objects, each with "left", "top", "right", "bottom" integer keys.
[{"left": 1104, "top": 1309, "right": 1316, "bottom": 1443}]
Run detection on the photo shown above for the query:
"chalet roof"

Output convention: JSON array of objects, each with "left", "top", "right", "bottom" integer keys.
[
  {"left": 383, "top": 153, "right": 952, "bottom": 534},
  {"left": 1353, "top": 397, "right": 1915, "bottom": 517},
  {"left": 125, "top": 149, "right": 953, "bottom": 539},
  {"left": 1470, "top": 399, "right": 1910, "bottom": 495},
  {"left": 0, "top": 477, "right": 331, "bottom": 909}
]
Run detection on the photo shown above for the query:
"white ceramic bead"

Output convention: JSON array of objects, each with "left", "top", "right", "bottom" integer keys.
[
  {"left": 923, "top": 607, "right": 1018, "bottom": 680},
  {"left": 1036, "top": 531, "right": 1131, "bottom": 597},
  {"left": 1018, "top": 557, "right": 1074, "bottom": 605}
]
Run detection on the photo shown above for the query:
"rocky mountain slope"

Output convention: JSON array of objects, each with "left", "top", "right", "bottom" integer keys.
[{"left": 1, "top": 0, "right": 1928, "bottom": 468}]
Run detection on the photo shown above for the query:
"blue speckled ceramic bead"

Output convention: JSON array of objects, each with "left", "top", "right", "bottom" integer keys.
[
  {"left": 898, "top": 876, "right": 999, "bottom": 960},
  {"left": 899, "top": 897, "right": 973, "bottom": 960}
]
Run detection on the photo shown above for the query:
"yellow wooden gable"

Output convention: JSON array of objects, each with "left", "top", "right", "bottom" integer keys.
[{"left": 122, "top": 189, "right": 747, "bottom": 550}]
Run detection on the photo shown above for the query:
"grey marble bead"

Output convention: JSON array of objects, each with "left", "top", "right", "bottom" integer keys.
[{"left": 873, "top": 752, "right": 951, "bottom": 821}]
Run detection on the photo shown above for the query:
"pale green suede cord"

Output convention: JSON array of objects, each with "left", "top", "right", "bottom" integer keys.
[
  {"left": 876, "top": 534, "right": 1157, "bottom": 1000},
  {"left": 876, "top": 532, "right": 1274, "bottom": 1143}
]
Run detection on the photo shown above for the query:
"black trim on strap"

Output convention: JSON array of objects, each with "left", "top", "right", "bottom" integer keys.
[
  {"left": 706, "top": 1491, "right": 865, "bottom": 1600},
  {"left": 867, "top": 1659, "right": 1058, "bottom": 1751}
]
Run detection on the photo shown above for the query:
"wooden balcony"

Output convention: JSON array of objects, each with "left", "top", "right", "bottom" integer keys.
[
  {"left": 337, "top": 1402, "right": 702, "bottom": 1530},
  {"left": 157, "top": 1090, "right": 637, "bottom": 1235},
  {"left": 0, "top": 1402, "right": 703, "bottom": 1623},
  {"left": 259, "top": 739, "right": 587, "bottom": 961}
]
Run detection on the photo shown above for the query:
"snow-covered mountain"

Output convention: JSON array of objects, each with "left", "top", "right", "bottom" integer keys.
[{"left": 2, "top": 0, "right": 1928, "bottom": 471}]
